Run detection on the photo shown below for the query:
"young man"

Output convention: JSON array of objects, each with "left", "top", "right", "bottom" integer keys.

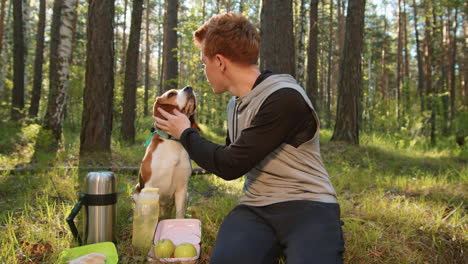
[{"left": 155, "top": 13, "right": 345, "bottom": 264}]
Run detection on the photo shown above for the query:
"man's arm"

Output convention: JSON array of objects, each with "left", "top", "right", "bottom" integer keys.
[{"left": 180, "top": 88, "right": 317, "bottom": 180}]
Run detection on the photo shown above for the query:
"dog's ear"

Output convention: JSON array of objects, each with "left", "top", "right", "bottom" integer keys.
[
  {"left": 189, "top": 115, "right": 201, "bottom": 132},
  {"left": 154, "top": 103, "right": 178, "bottom": 120},
  {"left": 152, "top": 98, "right": 162, "bottom": 118}
]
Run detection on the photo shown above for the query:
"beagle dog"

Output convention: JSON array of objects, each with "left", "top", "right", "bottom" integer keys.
[{"left": 134, "top": 86, "right": 199, "bottom": 218}]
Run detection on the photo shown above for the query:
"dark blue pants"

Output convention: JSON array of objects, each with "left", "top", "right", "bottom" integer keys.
[{"left": 210, "top": 200, "right": 345, "bottom": 264}]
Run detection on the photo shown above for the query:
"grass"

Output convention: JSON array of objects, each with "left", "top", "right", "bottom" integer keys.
[{"left": 0, "top": 120, "right": 466, "bottom": 263}]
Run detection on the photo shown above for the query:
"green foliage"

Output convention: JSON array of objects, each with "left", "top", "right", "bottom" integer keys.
[
  {"left": 32, "top": 127, "right": 58, "bottom": 164},
  {"left": 453, "top": 107, "right": 468, "bottom": 137},
  {"left": 0, "top": 121, "right": 41, "bottom": 167},
  {"left": 65, "top": 65, "right": 86, "bottom": 131}
]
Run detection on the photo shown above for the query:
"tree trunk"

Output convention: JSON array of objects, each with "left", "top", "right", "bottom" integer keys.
[
  {"left": 295, "top": 0, "right": 307, "bottom": 87},
  {"left": 121, "top": 0, "right": 128, "bottom": 74},
  {"left": 202, "top": 0, "right": 206, "bottom": 19},
  {"left": 80, "top": 0, "right": 115, "bottom": 160},
  {"left": 448, "top": 6, "right": 458, "bottom": 131},
  {"left": 331, "top": 0, "right": 366, "bottom": 145},
  {"left": 463, "top": 4, "right": 468, "bottom": 107},
  {"left": 225, "top": 0, "right": 232, "bottom": 12},
  {"left": 43, "top": 0, "right": 76, "bottom": 145},
  {"left": 28, "top": 0, "right": 46, "bottom": 118},
  {"left": 11, "top": 0, "right": 25, "bottom": 121},
  {"left": 412, "top": 0, "right": 425, "bottom": 111},
  {"left": 260, "top": 0, "right": 295, "bottom": 77},
  {"left": 144, "top": 0, "right": 151, "bottom": 116},
  {"left": 22, "top": 1, "right": 31, "bottom": 93},
  {"left": 326, "top": 0, "right": 334, "bottom": 128},
  {"left": 337, "top": 0, "right": 346, "bottom": 58},
  {"left": 403, "top": 0, "right": 410, "bottom": 79},
  {"left": 396, "top": 0, "right": 403, "bottom": 120},
  {"left": 439, "top": 9, "right": 449, "bottom": 135},
  {"left": 402, "top": 0, "right": 410, "bottom": 116},
  {"left": 380, "top": 17, "right": 388, "bottom": 101},
  {"left": 121, "top": 0, "right": 143, "bottom": 143},
  {"left": 0, "top": 0, "right": 6, "bottom": 57},
  {"left": 334, "top": 0, "right": 346, "bottom": 109},
  {"left": 423, "top": 0, "right": 435, "bottom": 145},
  {"left": 319, "top": 43, "right": 326, "bottom": 108},
  {"left": 0, "top": 0, "right": 11, "bottom": 99},
  {"left": 306, "top": 0, "right": 319, "bottom": 108},
  {"left": 157, "top": 0, "right": 163, "bottom": 96},
  {"left": 162, "top": 0, "right": 178, "bottom": 91},
  {"left": 69, "top": 0, "right": 79, "bottom": 64}
]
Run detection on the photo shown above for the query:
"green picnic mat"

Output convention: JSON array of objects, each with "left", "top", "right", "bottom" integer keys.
[{"left": 57, "top": 242, "right": 118, "bottom": 263}]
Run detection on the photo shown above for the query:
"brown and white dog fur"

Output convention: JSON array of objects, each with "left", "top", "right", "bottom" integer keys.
[{"left": 134, "top": 86, "right": 199, "bottom": 218}]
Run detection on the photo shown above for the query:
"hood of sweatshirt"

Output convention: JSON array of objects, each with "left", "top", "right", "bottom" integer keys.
[{"left": 235, "top": 74, "right": 299, "bottom": 111}]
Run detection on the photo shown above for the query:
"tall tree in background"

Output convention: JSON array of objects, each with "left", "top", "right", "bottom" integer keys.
[
  {"left": 0, "top": 0, "right": 6, "bottom": 57},
  {"left": 11, "top": 0, "right": 25, "bottom": 121},
  {"left": 80, "top": 0, "right": 115, "bottom": 160},
  {"left": 325, "top": 0, "right": 334, "bottom": 127},
  {"left": 0, "top": 0, "right": 10, "bottom": 98},
  {"left": 121, "top": 0, "right": 144, "bottom": 143},
  {"left": 380, "top": 15, "right": 388, "bottom": 102},
  {"left": 144, "top": 0, "right": 151, "bottom": 116},
  {"left": 121, "top": 0, "right": 128, "bottom": 74},
  {"left": 157, "top": 0, "right": 164, "bottom": 96},
  {"left": 412, "top": 0, "right": 425, "bottom": 111},
  {"left": 337, "top": 0, "right": 346, "bottom": 59},
  {"left": 28, "top": 0, "right": 46, "bottom": 118},
  {"left": 69, "top": 0, "right": 79, "bottom": 63},
  {"left": 295, "top": 0, "right": 307, "bottom": 87},
  {"left": 331, "top": 0, "right": 366, "bottom": 144},
  {"left": 396, "top": 0, "right": 403, "bottom": 120},
  {"left": 423, "top": 0, "right": 435, "bottom": 145},
  {"left": 334, "top": 0, "right": 346, "bottom": 110},
  {"left": 43, "top": 0, "right": 76, "bottom": 145},
  {"left": 162, "top": 0, "right": 179, "bottom": 91},
  {"left": 306, "top": 0, "right": 319, "bottom": 107},
  {"left": 448, "top": 6, "right": 458, "bottom": 131},
  {"left": 260, "top": 0, "right": 296, "bottom": 77},
  {"left": 402, "top": 0, "right": 410, "bottom": 115},
  {"left": 463, "top": 3, "right": 468, "bottom": 107}
]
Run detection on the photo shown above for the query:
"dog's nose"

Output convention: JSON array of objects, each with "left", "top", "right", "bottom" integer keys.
[{"left": 183, "top": 86, "right": 193, "bottom": 92}]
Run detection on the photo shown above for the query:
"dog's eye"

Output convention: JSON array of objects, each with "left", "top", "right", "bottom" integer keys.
[{"left": 168, "top": 92, "right": 177, "bottom": 98}]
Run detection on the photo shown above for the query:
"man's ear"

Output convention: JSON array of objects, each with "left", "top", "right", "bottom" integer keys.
[{"left": 216, "top": 54, "right": 226, "bottom": 72}]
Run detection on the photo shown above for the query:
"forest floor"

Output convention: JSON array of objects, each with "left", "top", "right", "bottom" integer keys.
[{"left": 0, "top": 118, "right": 467, "bottom": 263}]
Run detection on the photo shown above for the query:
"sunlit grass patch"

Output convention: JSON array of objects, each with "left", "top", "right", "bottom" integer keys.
[
  {"left": 0, "top": 122, "right": 41, "bottom": 168},
  {"left": 1, "top": 124, "right": 466, "bottom": 263},
  {"left": 322, "top": 130, "right": 467, "bottom": 263},
  {"left": 0, "top": 197, "right": 74, "bottom": 263},
  {"left": 340, "top": 189, "right": 466, "bottom": 263}
]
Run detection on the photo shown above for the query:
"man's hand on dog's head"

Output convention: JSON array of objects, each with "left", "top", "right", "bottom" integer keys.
[{"left": 154, "top": 108, "right": 191, "bottom": 139}]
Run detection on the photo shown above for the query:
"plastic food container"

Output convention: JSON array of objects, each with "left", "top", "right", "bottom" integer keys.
[
  {"left": 57, "top": 242, "right": 118, "bottom": 264},
  {"left": 147, "top": 219, "right": 201, "bottom": 263}
]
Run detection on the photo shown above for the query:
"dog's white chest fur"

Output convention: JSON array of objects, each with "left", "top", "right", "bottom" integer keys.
[{"left": 145, "top": 138, "right": 192, "bottom": 218}]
